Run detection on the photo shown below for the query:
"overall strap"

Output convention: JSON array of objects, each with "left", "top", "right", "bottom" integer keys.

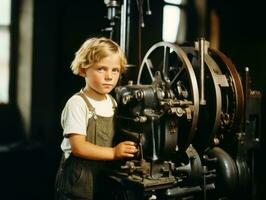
[
  {"left": 76, "top": 92, "right": 95, "bottom": 112},
  {"left": 77, "top": 92, "right": 117, "bottom": 111},
  {"left": 76, "top": 92, "right": 98, "bottom": 120},
  {"left": 76, "top": 92, "right": 116, "bottom": 118},
  {"left": 108, "top": 94, "right": 117, "bottom": 110},
  {"left": 76, "top": 92, "right": 97, "bottom": 143}
]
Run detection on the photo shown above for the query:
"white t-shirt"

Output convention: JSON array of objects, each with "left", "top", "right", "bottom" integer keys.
[{"left": 60, "top": 90, "right": 115, "bottom": 158}]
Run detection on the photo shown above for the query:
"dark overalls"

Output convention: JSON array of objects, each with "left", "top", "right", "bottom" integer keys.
[{"left": 55, "top": 92, "right": 116, "bottom": 200}]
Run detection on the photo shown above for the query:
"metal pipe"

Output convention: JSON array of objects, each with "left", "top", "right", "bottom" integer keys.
[
  {"left": 120, "top": 0, "right": 127, "bottom": 55},
  {"left": 199, "top": 38, "right": 206, "bottom": 105}
]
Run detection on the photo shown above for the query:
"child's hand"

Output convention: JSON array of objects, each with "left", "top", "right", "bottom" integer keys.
[{"left": 113, "top": 141, "right": 138, "bottom": 160}]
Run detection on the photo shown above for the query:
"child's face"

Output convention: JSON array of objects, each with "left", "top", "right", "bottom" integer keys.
[{"left": 85, "top": 53, "right": 121, "bottom": 99}]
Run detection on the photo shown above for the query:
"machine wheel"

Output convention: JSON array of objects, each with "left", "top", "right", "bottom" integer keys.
[
  {"left": 137, "top": 41, "right": 199, "bottom": 152},
  {"left": 206, "top": 147, "right": 238, "bottom": 198},
  {"left": 181, "top": 43, "right": 244, "bottom": 154}
]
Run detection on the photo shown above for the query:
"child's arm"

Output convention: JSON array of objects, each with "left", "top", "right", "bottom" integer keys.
[{"left": 69, "top": 134, "right": 137, "bottom": 160}]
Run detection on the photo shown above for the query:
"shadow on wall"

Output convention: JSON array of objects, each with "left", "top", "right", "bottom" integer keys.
[{"left": 0, "top": 104, "right": 55, "bottom": 200}]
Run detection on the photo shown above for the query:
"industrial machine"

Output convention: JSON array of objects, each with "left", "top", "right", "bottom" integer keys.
[{"left": 103, "top": 1, "right": 261, "bottom": 199}]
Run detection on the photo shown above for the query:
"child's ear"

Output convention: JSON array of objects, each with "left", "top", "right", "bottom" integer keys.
[{"left": 79, "top": 68, "right": 87, "bottom": 77}]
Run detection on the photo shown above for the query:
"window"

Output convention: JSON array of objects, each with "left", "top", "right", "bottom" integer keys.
[
  {"left": 162, "top": 0, "right": 187, "bottom": 43},
  {"left": 0, "top": 0, "right": 11, "bottom": 103}
]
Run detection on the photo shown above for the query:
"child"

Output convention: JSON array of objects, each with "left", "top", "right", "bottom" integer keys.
[{"left": 55, "top": 37, "right": 137, "bottom": 200}]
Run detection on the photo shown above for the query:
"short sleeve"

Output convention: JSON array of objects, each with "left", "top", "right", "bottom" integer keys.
[{"left": 61, "top": 95, "right": 91, "bottom": 137}]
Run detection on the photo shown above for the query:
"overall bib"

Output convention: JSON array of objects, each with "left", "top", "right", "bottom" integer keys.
[{"left": 55, "top": 92, "right": 116, "bottom": 200}]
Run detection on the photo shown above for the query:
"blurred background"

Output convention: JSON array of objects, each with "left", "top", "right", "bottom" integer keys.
[{"left": 0, "top": 0, "right": 265, "bottom": 199}]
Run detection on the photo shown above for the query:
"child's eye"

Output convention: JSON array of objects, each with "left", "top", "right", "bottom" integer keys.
[
  {"left": 112, "top": 68, "right": 120, "bottom": 73},
  {"left": 97, "top": 67, "right": 105, "bottom": 72}
]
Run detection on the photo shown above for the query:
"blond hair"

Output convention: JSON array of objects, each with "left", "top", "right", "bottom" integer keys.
[{"left": 70, "top": 37, "right": 127, "bottom": 76}]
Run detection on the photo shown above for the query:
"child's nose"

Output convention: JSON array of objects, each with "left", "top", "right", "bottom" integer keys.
[{"left": 105, "top": 71, "right": 112, "bottom": 80}]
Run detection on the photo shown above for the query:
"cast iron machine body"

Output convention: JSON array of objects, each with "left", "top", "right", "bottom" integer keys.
[{"left": 107, "top": 39, "right": 261, "bottom": 200}]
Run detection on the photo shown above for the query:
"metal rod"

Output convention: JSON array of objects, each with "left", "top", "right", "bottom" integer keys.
[
  {"left": 120, "top": 0, "right": 127, "bottom": 54},
  {"left": 199, "top": 38, "right": 206, "bottom": 105}
]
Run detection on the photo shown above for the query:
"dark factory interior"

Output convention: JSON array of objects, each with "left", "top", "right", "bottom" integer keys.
[{"left": 0, "top": 0, "right": 265, "bottom": 200}]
